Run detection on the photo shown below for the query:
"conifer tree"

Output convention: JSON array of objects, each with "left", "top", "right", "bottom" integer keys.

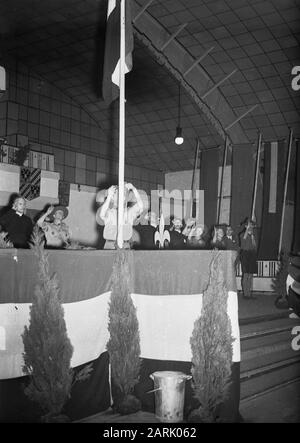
[
  {"left": 106, "top": 250, "right": 141, "bottom": 414},
  {"left": 22, "top": 227, "right": 73, "bottom": 422},
  {"left": 189, "top": 252, "right": 234, "bottom": 422},
  {"left": 272, "top": 250, "right": 289, "bottom": 309}
]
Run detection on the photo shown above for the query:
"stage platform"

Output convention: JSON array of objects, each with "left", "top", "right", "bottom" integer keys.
[{"left": 1, "top": 248, "right": 239, "bottom": 422}]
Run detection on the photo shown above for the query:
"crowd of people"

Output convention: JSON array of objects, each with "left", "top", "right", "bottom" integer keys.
[{"left": 0, "top": 188, "right": 258, "bottom": 301}]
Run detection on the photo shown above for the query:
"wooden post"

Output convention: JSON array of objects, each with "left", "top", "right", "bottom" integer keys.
[
  {"left": 278, "top": 128, "right": 293, "bottom": 258},
  {"left": 183, "top": 47, "right": 214, "bottom": 77},
  {"left": 225, "top": 104, "right": 258, "bottom": 131},
  {"left": 201, "top": 70, "right": 237, "bottom": 100},
  {"left": 133, "top": 0, "right": 154, "bottom": 23},
  {"left": 160, "top": 23, "right": 187, "bottom": 51}
]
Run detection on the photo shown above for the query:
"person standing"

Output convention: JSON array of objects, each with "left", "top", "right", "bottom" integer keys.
[
  {"left": 224, "top": 225, "right": 239, "bottom": 251},
  {"left": 136, "top": 211, "right": 159, "bottom": 249},
  {"left": 97, "top": 183, "right": 143, "bottom": 249},
  {"left": 169, "top": 217, "right": 186, "bottom": 249},
  {"left": 37, "top": 205, "right": 70, "bottom": 248},
  {"left": 0, "top": 195, "right": 33, "bottom": 248},
  {"left": 239, "top": 218, "right": 258, "bottom": 299}
]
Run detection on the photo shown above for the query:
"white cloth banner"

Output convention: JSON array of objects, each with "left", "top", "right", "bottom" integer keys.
[{"left": 0, "top": 291, "right": 240, "bottom": 380}]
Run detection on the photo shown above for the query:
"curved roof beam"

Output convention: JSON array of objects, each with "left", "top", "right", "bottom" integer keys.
[{"left": 132, "top": 1, "right": 254, "bottom": 146}]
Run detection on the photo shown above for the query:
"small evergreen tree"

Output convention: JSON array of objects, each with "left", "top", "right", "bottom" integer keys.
[
  {"left": 0, "top": 232, "right": 13, "bottom": 248},
  {"left": 22, "top": 227, "right": 73, "bottom": 422},
  {"left": 106, "top": 250, "right": 141, "bottom": 414},
  {"left": 189, "top": 252, "right": 234, "bottom": 422}
]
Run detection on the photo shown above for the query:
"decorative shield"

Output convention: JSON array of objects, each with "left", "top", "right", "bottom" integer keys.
[{"left": 19, "top": 167, "right": 41, "bottom": 201}]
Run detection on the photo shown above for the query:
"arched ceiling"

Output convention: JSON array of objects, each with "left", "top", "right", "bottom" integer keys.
[{"left": 0, "top": 0, "right": 299, "bottom": 172}]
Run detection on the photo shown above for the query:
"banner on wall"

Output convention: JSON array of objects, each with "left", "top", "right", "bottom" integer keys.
[
  {"left": 200, "top": 148, "right": 220, "bottom": 230},
  {"left": 19, "top": 167, "right": 41, "bottom": 201},
  {"left": 258, "top": 141, "right": 286, "bottom": 259},
  {"left": 58, "top": 180, "right": 70, "bottom": 207}
]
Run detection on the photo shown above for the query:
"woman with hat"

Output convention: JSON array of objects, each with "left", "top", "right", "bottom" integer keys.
[{"left": 37, "top": 204, "right": 70, "bottom": 248}]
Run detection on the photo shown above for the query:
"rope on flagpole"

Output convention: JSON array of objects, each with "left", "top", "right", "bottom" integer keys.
[{"left": 278, "top": 128, "right": 293, "bottom": 259}]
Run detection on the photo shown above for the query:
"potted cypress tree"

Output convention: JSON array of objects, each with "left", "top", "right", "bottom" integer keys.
[
  {"left": 106, "top": 250, "right": 141, "bottom": 415},
  {"left": 188, "top": 252, "right": 234, "bottom": 422},
  {"left": 22, "top": 228, "right": 92, "bottom": 422}
]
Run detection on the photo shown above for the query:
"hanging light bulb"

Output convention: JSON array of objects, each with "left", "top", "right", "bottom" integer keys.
[
  {"left": 174, "top": 83, "right": 184, "bottom": 145},
  {"left": 174, "top": 126, "right": 184, "bottom": 145}
]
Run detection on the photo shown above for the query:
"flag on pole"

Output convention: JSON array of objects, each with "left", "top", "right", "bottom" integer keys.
[
  {"left": 258, "top": 141, "right": 286, "bottom": 259},
  {"left": 102, "top": 0, "right": 133, "bottom": 104}
]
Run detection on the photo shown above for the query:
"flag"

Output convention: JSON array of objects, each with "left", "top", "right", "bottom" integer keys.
[
  {"left": 19, "top": 167, "right": 41, "bottom": 200},
  {"left": 200, "top": 148, "right": 220, "bottom": 229},
  {"left": 258, "top": 141, "right": 286, "bottom": 259},
  {"left": 102, "top": 0, "right": 134, "bottom": 104}
]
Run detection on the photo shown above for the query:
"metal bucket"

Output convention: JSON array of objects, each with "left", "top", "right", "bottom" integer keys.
[{"left": 150, "top": 371, "right": 192, "bottom": 423}]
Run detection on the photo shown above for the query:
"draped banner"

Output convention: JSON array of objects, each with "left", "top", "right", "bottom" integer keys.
[
  {"left": 0, "top": 249, "right": 240, "bottom": 422},
  {"left": 200, "top": 148, "right": 220, "bottom": 230},
  {"left": 258, "top": 141, "right": 285, "bottom": 259},
  {"left": 231, "top": 144, "right": 256, "bottom": 232}
]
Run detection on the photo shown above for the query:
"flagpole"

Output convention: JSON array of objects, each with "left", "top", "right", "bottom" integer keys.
[
  {"left": 278, "top": 128, "right": 293, "bottom": 258},
  {"left": 251, "top": 131, "right": 262, "bottom": 221},
  {"left": 217, "top": 136, "right": 228, "bottom": 225},
  {"left": 117, "top": 0, "right": 126, "bottom": 249},
  {"left": 190, "top": 138, "right": 200, "bottom": 219}
]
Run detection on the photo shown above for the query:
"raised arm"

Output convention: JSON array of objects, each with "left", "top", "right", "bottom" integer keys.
[
  {"left": 126, "top": 183, "right": 143, "bottom": 214},
  {"left": 99, "top": 186, "right": 116, "bottom": 220},
  {"left": 182, "top": 218, "right": 196, "bottom": 237},
  {"left": 37, "top": 205, "right": 54, "bottom": 228}
]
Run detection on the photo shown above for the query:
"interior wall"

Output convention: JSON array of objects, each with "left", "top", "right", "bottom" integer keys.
[{"left": 0, "top": 56, "right": 164, "bottom": 197}]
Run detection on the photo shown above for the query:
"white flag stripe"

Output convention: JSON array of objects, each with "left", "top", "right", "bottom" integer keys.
[
  {"left": 269, "top": 141, "right": 278, "bottom": 213},
  {"left": 111, "top": 54, "right": 132, "bottom": 86},
  {"left": 107, "top": 0, "right": 116, "bottom": 17},
  {"left": 0, "top": 290, "right": 240, "bottom": 379},
  {"left": 107, "top": 0, "right": 132, "bottom": 88}
]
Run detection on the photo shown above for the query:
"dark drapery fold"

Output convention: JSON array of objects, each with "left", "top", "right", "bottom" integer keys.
[
  {"left": 200, "top": 148, "right": 220, "bottom": 230},
  {"left": 230, "top": 144, "right": 256, "bottom": 233},
  {"left": 0, "top": 352, "right": 111, "bottom": 423},
  {"left": 258, "top": 141, "right": 286, "bottom": 259},
  {"left": 0, "top": 249, "right": 238, "bottom": 303}
]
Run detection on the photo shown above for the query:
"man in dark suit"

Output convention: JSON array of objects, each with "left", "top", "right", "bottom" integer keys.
[{"left": 0, "top": 195, "right": 33, "bottom": 248}]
